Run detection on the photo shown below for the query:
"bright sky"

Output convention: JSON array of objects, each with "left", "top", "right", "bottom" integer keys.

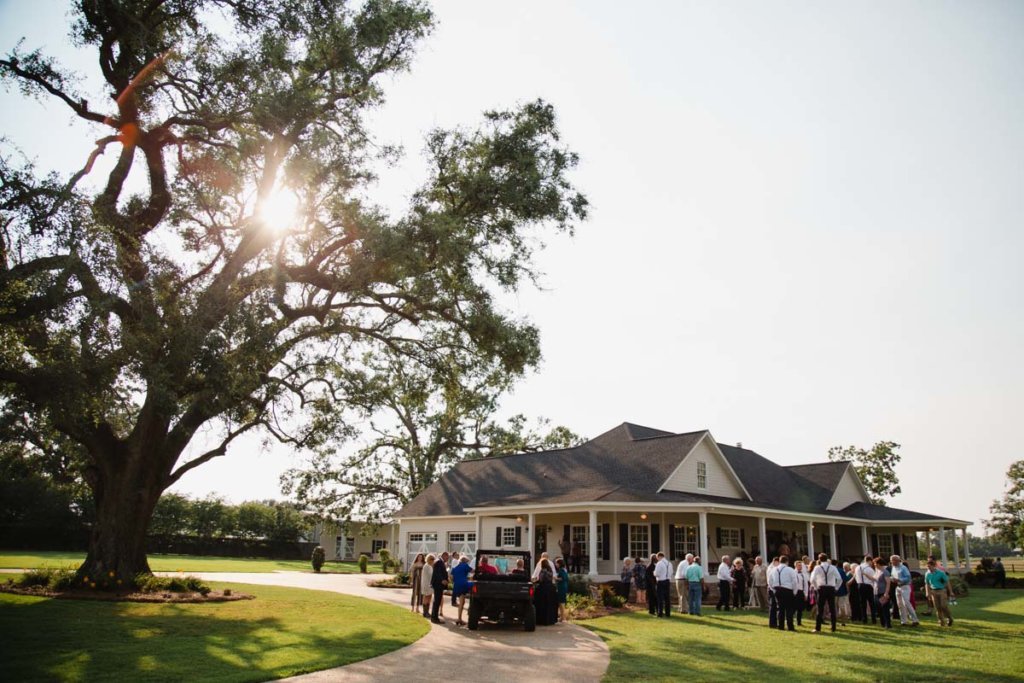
[{"left": 2, "top": 1, "right": 1021, "bottom": 532}]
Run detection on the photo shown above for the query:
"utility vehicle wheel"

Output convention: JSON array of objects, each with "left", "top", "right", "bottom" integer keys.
[{"left": 523, "top": 604, "right": 536, "bottom": 632}]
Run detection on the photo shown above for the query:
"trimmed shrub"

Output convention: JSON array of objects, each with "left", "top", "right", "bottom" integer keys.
[
  {"left": 311, "top": 546, "right": 326, "bottom": 573},
  {"left": 598, "top": 583, "right": 626, "bottom": 607},
  {"left": 15, "top": 568, "right": 78, "bottom": 591},
  {"left": 378, "top": 548, "right": 393, "bottom": 574},
  {"left": 135, "top": 574, "right": 211, "bottom": 596},
  {"left": 565, "top": 593, "right": 601, "bottom": 619},
  {"left": 358, "top": 553, "right": 369, "bottom": 574},
  {"left": 17, "top": 568, "right": 54, "bottom": 589}
]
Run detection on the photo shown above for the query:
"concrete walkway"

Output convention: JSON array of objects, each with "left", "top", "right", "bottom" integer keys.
[{"left": 181, "top": 571, "right": 610, "bottom": 682}]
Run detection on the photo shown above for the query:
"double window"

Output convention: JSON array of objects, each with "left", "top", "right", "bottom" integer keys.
[
  {"left": 672, "top": 525, "right": 698, "bottom": 559},
  {"left": 878, "top": 534, "right": 894, "bottom": 558},
  {"left": 697, "top": 461, "right": 707, "bottom": 489},
  {"left": 629, "top": 524, "right": 650, "bottom": 558},
  {"left": 570, "top": 525, "right": 605, "bottom": 559},
  {"left": 502, "top": 526, "right": 518, "bottom": 547},
  {"left": 719, "top": 527, "right": 741, "bottom": 548}
]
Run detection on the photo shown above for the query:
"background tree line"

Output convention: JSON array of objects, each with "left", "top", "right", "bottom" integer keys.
[
  {"left": 148, "top": 494, "right": 309, "bottom": 543},
  {"left": 1, "top": 438, "right": 311, "bottom": 551}
]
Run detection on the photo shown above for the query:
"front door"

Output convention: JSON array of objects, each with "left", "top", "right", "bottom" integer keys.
[{"left": 535, "top": 526, "right": 547, "bottom": 559}]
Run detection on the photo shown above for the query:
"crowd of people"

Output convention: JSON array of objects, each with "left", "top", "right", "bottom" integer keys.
[
  {"left": 408, "top": 549, "right": 570, "bottom": 627},
  {"left": 615, "top": 550, "right": 958, "bottom": 632},
  {"left": 622, "top": 548, "right": 958, "bottom": 630},
  {"left": 407, "top": 542, "right": 959, "bottom": 633}
]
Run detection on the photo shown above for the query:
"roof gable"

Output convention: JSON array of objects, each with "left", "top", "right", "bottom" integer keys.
[
  {"left": 659, "top": 432, "right": 750, "bottom": 500},
  {"left": 826, "top": 464, "right": 872, "bottom": 510}
]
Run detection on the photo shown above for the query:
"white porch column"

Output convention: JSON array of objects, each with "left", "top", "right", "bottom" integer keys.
[
  {"left": 758, "top": 516, "right": 767, "bottom": 559},
  {"left": 613, "top": 511, "right": 619, "bottom": 562},
  {"left": 807, "top": 521, "right": 815, "bottom": 559},
  {"left": 939, "top": 527, "right": 949, "bottom": 568},
  {"left": 829, "top": 523, "right": 838, "bottom": 561},
  {"left": 661, "top": 512, "right": 668, "bottom": 556},
  {"left": 963, "top": 528, "right": 971, "bottom": 571},
  {"left": 528, "top": 513, "right": 536, "bottom": 557},
  {"left": 588, "top": 509, "right": 599, "bottom": 576},
  {"left": 860, "top": 526, "right": 869, "bottom": 557},
  {"left": 699, "top": 511, "right": 709, "bottom": 572},
  {"left": 953, "top": 527, "right": 961, "bottom": 571},
  {"left": 474, "top": 514, "right": 482, "bottom": 553}
]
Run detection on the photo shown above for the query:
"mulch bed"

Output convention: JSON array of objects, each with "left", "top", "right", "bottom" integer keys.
[{"left": 0, "top": 583, "right": 253, "bottom": 603}]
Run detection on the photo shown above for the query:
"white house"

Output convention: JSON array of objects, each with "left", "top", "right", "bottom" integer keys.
[
  {"left": 395, "top": 422, "right": 971, "bottom": 577},
  {"left": 308, "top": 520, "right": 398, "bottom": 562}
]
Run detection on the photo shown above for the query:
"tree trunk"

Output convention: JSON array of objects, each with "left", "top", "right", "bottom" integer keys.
[{"left": 78, "top": 454, "right": 166, "bottom": 587}]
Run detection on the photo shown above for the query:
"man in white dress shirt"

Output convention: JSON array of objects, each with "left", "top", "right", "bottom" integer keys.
[
  {"left": 766, "top": 557, "right": 782, "bottom": 628},
  {"left": 653, "top": 552, "right": 673, "bottom": 617},
  {"left": 716, "top": 555, "right": 734, "bottom": 611},
  {"left": 776, "top": 556, "right": 798, "bottom": 631},
  {"left": 811, "top": 553, "right": 842, "bottom": 632},
  {"left": 674, "top": 553, "right": 692, "bottom": 613},
  {"left": 858, "top": 554, "right": 878, "bottom": 624}
]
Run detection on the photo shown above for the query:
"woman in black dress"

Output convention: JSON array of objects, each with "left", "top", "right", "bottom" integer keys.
[{"left": 534, "top": 559, "right": 559, "bottom": 626}]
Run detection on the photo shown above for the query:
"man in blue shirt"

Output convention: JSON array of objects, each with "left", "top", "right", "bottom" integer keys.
[{"left": 890, "top": 555, "right": 920, "bottom": 626}]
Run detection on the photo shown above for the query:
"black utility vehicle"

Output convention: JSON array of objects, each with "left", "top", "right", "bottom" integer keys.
[{"left": 467, "top": 549, "right": 536, "bottom": 631}]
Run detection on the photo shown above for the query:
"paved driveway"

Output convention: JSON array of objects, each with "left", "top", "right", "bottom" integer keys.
[{"left": 181, "top": 571, "right": 610, "bottom": 682}]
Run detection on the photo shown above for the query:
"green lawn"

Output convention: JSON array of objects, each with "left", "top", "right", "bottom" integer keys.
[
  {"left": 585, "top": 588, "right": 1024, "bottom": 682},
  {"left": 0, "top": 550, "right": 382, "bottom": 574},
  {"left": 0, "top": 581, "right": 427, "bottom": 682}
]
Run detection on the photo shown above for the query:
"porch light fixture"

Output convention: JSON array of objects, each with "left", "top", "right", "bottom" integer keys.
[
  {"left": 640, "top": 513, "right": 648, "bottom": 520},
  {"left": 515, "top": 516, "right": 524, "bottom": 523}
]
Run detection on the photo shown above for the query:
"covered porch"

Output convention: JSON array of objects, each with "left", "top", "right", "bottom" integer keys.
[{"left": 465, "top": 503, "right": 972, "bottom": 578}]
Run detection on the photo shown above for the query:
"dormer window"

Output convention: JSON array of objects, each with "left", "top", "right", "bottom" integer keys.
[{"left": 697, "top": 461, "right": 707, "bottom": 489}]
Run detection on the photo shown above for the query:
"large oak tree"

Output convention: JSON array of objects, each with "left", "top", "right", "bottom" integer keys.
[{"left": 0, "top": 0, "right": 586, "bottom": 582}]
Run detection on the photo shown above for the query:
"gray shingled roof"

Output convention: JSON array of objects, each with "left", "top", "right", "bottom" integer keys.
[
  {"left": 396, "top": 422, "right": 966, "bottom": 524},
  {"left": 785, "top": 462, "right": 850, "bottom": 493}
]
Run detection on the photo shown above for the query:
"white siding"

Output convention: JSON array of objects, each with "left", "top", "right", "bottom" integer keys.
[
  {"left": 313, "top": 521, "right": 396, "bottom": 560},
  {"left": 827, "top": 467, "right": 869, "bottom": 510},
  {"left": 661, "top": 436, "right": 745, "bottom": 498},
  {"left": 399, "top": 516, "right": 473, "bottom": 566}
]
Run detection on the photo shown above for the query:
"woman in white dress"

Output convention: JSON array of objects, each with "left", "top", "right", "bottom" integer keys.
[{"left": 420, "top": 554, "right": 434, "bottom": 618}]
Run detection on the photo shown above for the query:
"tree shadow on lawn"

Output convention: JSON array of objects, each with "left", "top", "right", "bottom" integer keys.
[
  {"left": 835, "top": 652, "right": 1024, "bottom": 683},
  {"left": 1, "top": 597, "right": 410, "bottom": 683},
  {"left": 603, "top": 640, "right": 795, "bottom": 681}
]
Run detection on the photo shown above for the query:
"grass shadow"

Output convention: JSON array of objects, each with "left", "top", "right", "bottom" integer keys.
[{"left": 0, "top": 587, "right": 418, "bottom": 682}]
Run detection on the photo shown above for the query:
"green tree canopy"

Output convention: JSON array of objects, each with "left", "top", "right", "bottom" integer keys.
[
  {"left": 827, "top": 440, "right": 902, "bottom": 506},
  {"left": 985, "top": 460, "right": 1024, "bottom": 550},
  {"left": 283, "top": 344, "right": 582, "bottom": 525},
  {"left": 0, "top": 0, "right": 586, "bottom": 582}
]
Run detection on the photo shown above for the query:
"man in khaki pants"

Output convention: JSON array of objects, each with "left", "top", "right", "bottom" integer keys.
[
  {"left": 674, "top": 553, "right": 692, "bottom": 612},
  {"left": 925, "top": 559, "right": 953, "bottom": 626}
]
